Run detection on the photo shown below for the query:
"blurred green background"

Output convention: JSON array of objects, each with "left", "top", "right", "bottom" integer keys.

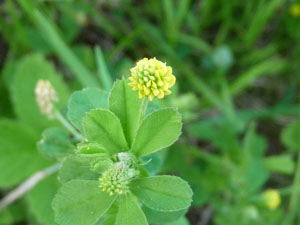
[{"left": 0, "top": 0, "right": 299, "bottom": 225}]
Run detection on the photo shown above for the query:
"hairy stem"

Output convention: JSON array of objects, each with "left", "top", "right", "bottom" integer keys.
[
  {"left": 0, "top": 163, "right": 61, "bottom": 212},
  {"left": 55, "top": 111, "right": 83, "bottom": 141}
]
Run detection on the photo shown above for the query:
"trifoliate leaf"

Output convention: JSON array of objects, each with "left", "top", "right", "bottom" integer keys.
[
  {"left": 26, "top": 174, "right": 59, "bottom": 225},
  {"left": 53, "top": 180, "right": 116, "bottom": 225},
  {"left": 109, "top": 79, "right": 143, "bottom": 147},
  {"left": 130, "top": 175, "right": 193, "bottom": 212},
  {"left": 131, "top": 109, "right": 182, "bottom": 157},
  {"left": 115, "top": 193, "right": 148, "bottom": 225},
  {"left": 83, "top": 109, "right": 129, "bottom": 154},
  {"left": 58, "top": 156, "right": 99, "bottom": 183},
  {"left": 12, "top": 53, "right": 69, "bottom": 133},
  {"left": 67, "top": 88, "right": 108, "bottom": 132},
  {"left": 0, "top": 119, "right": 49, "bottom": 188},
  {"left": 38, "top": 127, "right": 74, "bottom": 160}
]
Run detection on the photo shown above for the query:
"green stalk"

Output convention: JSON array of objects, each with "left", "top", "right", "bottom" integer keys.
[
  {"left": 218, "top": 70, "right": 243, "bottom": 130},
  {"left": 188, "top": 105, "right": 299, "bottom": 130},
  {"left": 230, "top": 58, "right": 287, "bottom": 96},
  {"left": 136, "top": 98, "right": 149, "bottom": 131},
  {"left": 162, "top": 0, "right": 176, "bottom": 44},
  {"left": 17, "top": 0, "right": 99, "bottom": 88},
  {"left": 95, "top": 46, "right": 113, "bottom": 90},
  {"left": 55, "top": 111, "right": 83, "bottom": 141}
]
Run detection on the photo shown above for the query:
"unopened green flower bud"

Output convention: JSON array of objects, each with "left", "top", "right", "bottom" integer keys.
[
  {"left": 35, "top": 80, "right": 58, "bottom": 118},
  {"left": 99, "top": 153, "right": 139, "bottom": 196},
  {"left": 128, "top": 58, "right": 176, "bottom": 101}
]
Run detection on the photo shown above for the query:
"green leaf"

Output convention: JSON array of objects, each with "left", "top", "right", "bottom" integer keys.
[
  {"left": 0, "top": 119, "right": 49, "bottom": 188},
  {"left": 58, "top": 156, "right": 99, "bottom": 183},
  {"left": 91, "top": 157, "right": 114, "bottom": 174},
  {"left": 12, "top": 53, "right": 69, "bottom": 133},
  {"left": 53, "top": 180, "right": 116, "bottom": 225},
  {"left": 38, "top": 127, "right": 74, "bottom": 160},
  {"left": 143, "top": 205, "right": 187, "bottom": 224},
  {"left": 109, "top": 79, "right": 142, "bottom": 147},
  {"left": 26, "top": 174, "right": 59, "bottom": 225},
  {"left": 67, "top": 88, "right": 109, "bottom": 132},
  {"left": 166, "top": 217, "right": 190, "bottom": 225},
  {"left": 115, "top": 193, "right": 148, "bottom": 225},
  {"left": 243, "top": 123, "right": 267, "bottom": 157},
  {"left": 101, "top": 215, "right": 116, "bottom": 225},
  {"left": 131, "top": 175, "right": 193, "bottom": 212},
  {"left": 77, "top": 142, "right": 108, "bottom": 155},
  {"left": 131, "top": 109, "right": 182, "bottom": 157},
  {"left": 245, "top": 158, "right": 269, "bottom": 192},
  {"left": 95, "top": 46, "right": 113, "bottom": 90},
  {"left": 265, "top": 154, "right": 295, "bottom": 175},
  {"left": 76, "top": 142, "right": 113, "bottom": 174},
  {"left": 83, "top": 109, "right": 129, "bottom": 154},
  {"left": 281, "top": 120, "right": 300, "bottom": 151}
]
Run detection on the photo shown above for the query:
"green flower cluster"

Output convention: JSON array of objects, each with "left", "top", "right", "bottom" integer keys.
[{"left": 99, "top": 152, "right": 138, "bottom": 195}]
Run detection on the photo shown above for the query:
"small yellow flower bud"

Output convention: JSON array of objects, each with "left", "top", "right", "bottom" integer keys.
[
  {"left": 262, "top": 189, "right": 281, "bottom": 210},
  {"left": 128, "top": 58, "right": 176, "bottom": 101},
  {"left": 290, "top": 3, "right": 300, "bottom": 17},
  {"left": 35, "top": 80, "right": 58, "bottom": 118}
]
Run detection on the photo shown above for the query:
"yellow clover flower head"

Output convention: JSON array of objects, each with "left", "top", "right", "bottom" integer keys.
[
  {"left": 128, "top": 57, "right": 176, "bottom": 101},
  {"left": 290, "top": 3, "right": 300, "bottom": 17},
  {"left": 262, "top": 189, "right": 281, "bottom": 210}
]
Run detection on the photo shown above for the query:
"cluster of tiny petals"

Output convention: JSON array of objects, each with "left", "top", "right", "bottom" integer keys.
[
  {"left": 128, "top": 57, "right": 176, "bottom": 101},
  {"left": 99, "top": 153, "right": 138, "bottom": 196},
  {"left": 99, "top": 162, "right": 129, "bottom": 196},
  {"left": 35, "top": 80, "right": 58, "bottom": 118}
]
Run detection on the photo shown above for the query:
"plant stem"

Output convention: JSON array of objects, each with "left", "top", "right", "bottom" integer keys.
[
  {"left": 0, "top": 163, "right": 61, "bottom": 212},
  {"left": 95, "top": 46, "right": 113, "bottom": 90},
  {"left": 218, "top": 70, "right": 243, "bottom": 131},
  {"left": 136, "top": 98, "right": 148, "bottom": 130},
  {"left": 55, "top": 111, "right": 83, "bottom": 141}
]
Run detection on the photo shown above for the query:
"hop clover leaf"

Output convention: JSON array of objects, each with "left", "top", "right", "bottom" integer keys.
[{"left": 53, "top": 77, "right": 192, "bottom": 225}]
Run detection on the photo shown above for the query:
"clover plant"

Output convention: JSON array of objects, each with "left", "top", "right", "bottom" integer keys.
[{"left": 35, "top": 58, "right": 193, "bottom": 225}]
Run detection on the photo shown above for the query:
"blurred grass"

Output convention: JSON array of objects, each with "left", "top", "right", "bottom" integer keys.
[{"left": 0, "top": 0, "right": 299, "bottom": 224}]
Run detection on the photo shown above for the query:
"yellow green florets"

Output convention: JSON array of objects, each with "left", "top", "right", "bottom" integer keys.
[
  {"left": 99, "top": 152, "right": 138, "bottom": 196},
  {"left": 99, "top": 162, "right": 130, "bottom": 195},
  {"left": 128, "top": 58, "right": 176, "bottom": 101}
]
